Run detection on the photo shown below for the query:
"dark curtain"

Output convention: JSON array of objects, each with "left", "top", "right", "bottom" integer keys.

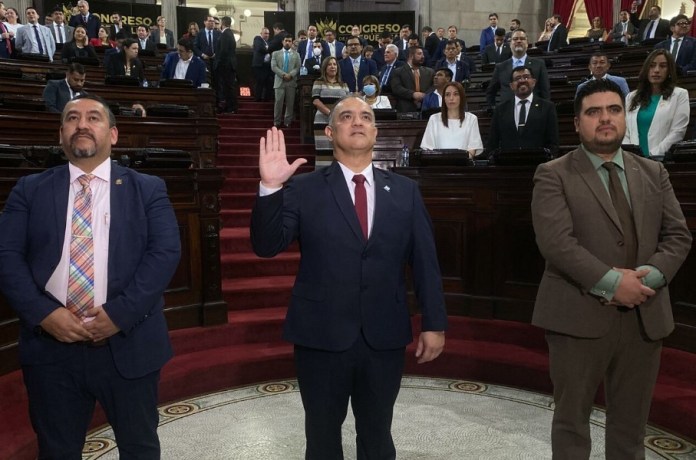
[
  {"left": 584, "top": 0, "right": 615, "bottom": 35},
  {"left": 552, "top": 0, "right": 578, "bottom": 28}
]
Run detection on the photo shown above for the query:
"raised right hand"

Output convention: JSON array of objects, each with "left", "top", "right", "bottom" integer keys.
[
  {"left": 259, "top": 127, "right": 307, "bottom": 189},
  {"left": 612, "top": 268, "right": 656, "bottom": 308}
]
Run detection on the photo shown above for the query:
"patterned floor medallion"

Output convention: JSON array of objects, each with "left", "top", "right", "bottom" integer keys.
[{"left": 83, "top": 376, "right": 696, "bottom": 459}]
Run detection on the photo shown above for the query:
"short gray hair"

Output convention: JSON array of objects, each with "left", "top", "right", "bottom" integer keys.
[{"left": 385, "top": 44, "right": 399, "bottom": 54}]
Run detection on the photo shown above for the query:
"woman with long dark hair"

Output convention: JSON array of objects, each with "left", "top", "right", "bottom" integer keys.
[
  {"left": 105, "top": 37, "right": 145, "bottom": 85},
  {"left": 624, "top": 49, "right": 689, "bottom": 158},
  {"left": 420, "top": 81, "right": 483, "bottom": 157}
]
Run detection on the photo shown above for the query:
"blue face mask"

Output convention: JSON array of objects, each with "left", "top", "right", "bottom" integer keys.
[{"left": 363, "top": 84, "right": 377, "bottom": 96}]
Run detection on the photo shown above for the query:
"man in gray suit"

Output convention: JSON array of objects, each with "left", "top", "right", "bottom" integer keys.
[
  {"left": 486, "top": 29, "right": 549, "bottom": 109},
  {"left": 610, "top": 10, "right": 637, "bottom": 44},
  {"left": 15, "top": 6, "right": 56, "bottom": 61},
  {"left": 48, "top": 8, "right": 73, "bottom": 46},
  {"left": 271, "top": 34, "right": 300, "bottom": 128},
  {"left": 43, "top": 63, "right": 86, "bottom": 113},
  {"left": 531, "top": 79, "right": 691, "bottom": 459}
]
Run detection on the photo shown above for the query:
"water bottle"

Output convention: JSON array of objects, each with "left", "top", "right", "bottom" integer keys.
[
  {"left": 142, "top": 79, "right": 149, "bottom": 88},
  {"left": 398, "top": 144, "right": 409, "bottom": 167}
]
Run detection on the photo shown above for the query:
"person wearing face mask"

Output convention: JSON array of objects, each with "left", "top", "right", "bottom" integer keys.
[
  {"left": 302, "top": 41, "right": 324, "bottom": 77},
  {"left": 361, "top": 75, "right": 391, "bottom": 109}
]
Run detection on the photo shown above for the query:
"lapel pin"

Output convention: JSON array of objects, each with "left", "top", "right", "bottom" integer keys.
[
  {"left": 115, "top": 179, "right": 123, "bottom": 185},
  {"left": 384, "top": 185, "right": 390, "bottom": 192}
]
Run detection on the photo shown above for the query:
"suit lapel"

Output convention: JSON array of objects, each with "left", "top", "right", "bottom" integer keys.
[
  {"left": 572, "top": 149, "right": 623, "bottom": 232},
  {"left": 108, "top": 165, "right": 128, "bottom": 280},
  {"left": 623, "top": 152, "right": 645, "bottom": 238},
  {"left": 52, "top": 166, "right": 70, "bottom": 253},
  {"left": 324, "top": 162, "right": 365, "bottom": 243},
  {"left": 368, "top": 167, "right": 393, "bottom": 247}
]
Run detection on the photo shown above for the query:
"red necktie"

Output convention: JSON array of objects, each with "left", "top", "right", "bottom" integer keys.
[
  {"left": 352, "top": 174, "right": 368, "bottom": 239},
  {"left": 0, "top": 23, "right": 11, "bottom": 55}
]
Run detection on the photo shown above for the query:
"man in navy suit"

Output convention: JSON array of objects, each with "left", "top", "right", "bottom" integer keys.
[
  {"left": 297, "top": 24, "right": 320, "bottom": 62},
  {"left": 482, "top": 29, "right": 512, "bottom": 65},
  {"left": 480, "top": 13, "right": 502, "bottom": 54},
  {"left": 161, "top": 38, "right": 207, "bottom": 87},
  {"left": 371, "top": 31, "right": 393, "bottom": 69},
  {"left": 43, "top": 63, "right": 87, "bottom": 112},
  {"left": 435, "top": 39, "right": 471, "bottom": 83},
  {"left": 0, "top": 94, "right": 181, "bottom": 459},
  {"left": 630, "top": 2, "right": 671, "bottom": 42},
  {"left": 251, "top": 96, "right": 447, "bottom": 459},
  {"left": 194, "top": 15, "right": 220, "bottom": 64},
  {"left": 339, "top": 36, "right": 378, "bottom": 93},
  {"left": 321, "top": 28, "right": 344, "bottom": 61},
  {"left": 654, "top": 14, "right": 696, "bottom": 74},
  {"left": 136, "top": 25, "right": 157, "bottom": 53},
  {"left": 547, "top": 14, "right": 568, "bottom": 52},
  {"left": 252, "top": 27, "right": 273, "bottom": 101},
  {"left": 377, "top": 43, "right": 403, "bottom": 94},
  {"left": 68, "top": 0, "right": 100, "bottom": 39}
]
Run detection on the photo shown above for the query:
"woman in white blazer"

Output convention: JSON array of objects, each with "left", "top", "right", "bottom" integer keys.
[{"left": 624, "top": 49, "right": 689, "bottom": 159}]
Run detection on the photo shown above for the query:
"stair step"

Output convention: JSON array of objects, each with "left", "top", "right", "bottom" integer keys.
[
  {"left": 222, "top": 275, "right": 294, "bottom": 309},
  {"left": 221, "top": 177, "right": 261, "bottom": 193},
  {"left": 221, "top": 252, "right": 300, "bottom": 277},
  {"left": 220, "top": 227, "right": 300, "bottom": 254},
  {"left": 220, "top": 192, "right": 257, "bottom": 209},
  {"left": 221, "top": 209, "right": 251, "bottom": 227}
]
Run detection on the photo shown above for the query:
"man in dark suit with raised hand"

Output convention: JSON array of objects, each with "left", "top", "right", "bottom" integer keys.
[
  {"left": 487, "top": 65, "right": 558, "bottom": 152},
  {"left": 532, "top": 79, "right": 691, "bottom": 458},
  {"left": 43, "top": 63, "right": 87, "bottom": 113},
  {"left": 486, "top": 29, "right": 549, "bottom": 108},
  {"left": 0, "top": 94, "right": 181, "bottom": 459},
  {"left": 654, "top": 14, "right": 696, "bottom": 75},
  {"left": 630, "top": 1, "right": 670, "bottom": 42},
  {"left": 251, "top": 96, "right": 447, "bottom": 459}
]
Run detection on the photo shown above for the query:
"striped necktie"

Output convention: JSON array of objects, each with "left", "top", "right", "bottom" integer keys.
[{"left": 67, "top": 174, "right": 95, "bottom": 318}]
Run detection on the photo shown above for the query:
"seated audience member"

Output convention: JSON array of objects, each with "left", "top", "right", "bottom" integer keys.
[
  {"left": 377, "top": 44, "right": 403, "bottom": 93},
  {"left": 302, "top": 40, "right": 325, "bottom": 77},
  {"left": 487, "top": 29, "right": 550, "bottom": 108},
  {"left": 611, "top": 10, "right": 636, "bottom": 44},
  {"left": 505, "top": 19, "right": 520, "bottom": 44},
  {"left": 15, "top": 6, "right": 56, "bottom": 61},
  {"left": 420, "top": 81, "right": 483, "bottom": 157},
  {"left": 152, "top": 15, "right": 175, "bottom": 48},
  {"left": 363, "top": 45, "right": 374, "bottom": 60},
  {"left": 108, "top": 12, "right": 130, "bottom": 40},
  {"left": 161, "top": 38, "right": 207, "bottom": 87},
  {"left": 482, "top": 29, "right": 512, "bottom": 65},
  {"left": 654, "top": 15, "right": 696, "bottom": 75},
  {"left": 435, "top": 39, "right": 470, "bottom": 83},
  {"left": 421, "top": 68, "right": 453, "bottom": 114},
  {"left": 538, "top": 18, "right": 553, "bottom": 42},
  {"left": 575, "top": 51, "right": 629, "bottom": 97},
  {"left": 586, "top": 17, "right": 608, "bottom": 41},
  {"left": 61, "top": 24, "right": 97, "bottom": 63},
  {"left": 135, "top": 24, "right": 156, "bottom": 53},
  {"left": 488, "top": 66, "right": 558, "bottom": 152},
  {"left": 391, "top": 46, "right": 433, "bottom": 112},
  {"left": 183, "top": 21, "right": 199, "bottom": 41},
  {"left": 624, "top": 49, "right": 689, "bottom": 159},
  {"left": 631, "top": 2, "right": 670, "bottom": 42},
  {"left": 312, "top": 56, "right": 350, "bottom": 155},
  {"left": 361, "top": 74, "right": 391, "bottom": 108},
  {"left": 339, "top": 36, "right": 378, "bottom": 93},
  {"left": 89, "top": 26, "right": 116, "bottom": 48},
  {"left": 455, "top": 40, "right": 477, "bottom": 74},
  {"left": 103, "top": 30, "right": 126, "bottom": 68},
  {"left": 43, "top": 63, "right": 86, "bottom": 112},
  {"left": 106, "top": 38, "right": 145, "bottom": 85}
]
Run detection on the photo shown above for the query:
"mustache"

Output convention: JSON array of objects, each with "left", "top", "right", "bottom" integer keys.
[{"left": 70, "top": 130, "right": 95, "bottom": 144}]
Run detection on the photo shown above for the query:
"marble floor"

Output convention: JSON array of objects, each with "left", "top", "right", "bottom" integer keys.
[{"left": 83, "top": 376, "right": 696, "bottom": 459}]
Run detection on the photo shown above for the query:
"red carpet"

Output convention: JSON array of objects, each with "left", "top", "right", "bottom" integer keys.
[{"left": 1, "top": 99, "right": 695, "bottom": 459}]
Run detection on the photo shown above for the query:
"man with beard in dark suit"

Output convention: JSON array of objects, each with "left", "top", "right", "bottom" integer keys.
[
  {"left": 43, "top": 63, "right": 87, "bottom": 113},
  {"left": 214, "top": 16, "right": 238, "bottom": 114},
  {"left": 487, "top": 66, "right": 558, "bottom": 152},
  {"left": 486, "top": 29, "right": 550, "bottom": 108},
  {"left": 547, "top": 14, "right": 568, "bottom": 51},
  {"left": 252, "top": 27, "right": 273, "bottom": 102},
  {"left": 630, "top": 2, "right": 670, "bottom": 42},
  {"left": 391, "top": 46, "right": 433, "bottom": 112}
]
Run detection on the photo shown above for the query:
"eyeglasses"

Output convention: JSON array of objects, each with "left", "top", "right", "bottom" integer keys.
[
  {"left": 513, "top": 75, "right": 533, "bottom": 82},
  {"left": 676, "top": 21, "right": 690, "bottom": 27},
  {"left": 347, "top": 43, "right": 360, "bottom": 47}
]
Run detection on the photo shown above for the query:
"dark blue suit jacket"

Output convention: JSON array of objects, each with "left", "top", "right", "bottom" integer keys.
[
  {"left": 321, "top": 40, "right": 344, "bottom": 61},
  {"left": 339, "top": 57, "right": 378, "bottom": 92},
  {"left": 68, "top": 13, "right": 101, "bottom": 39},
  {"left": 251, "top": 162, "right": 447, "bottom": 351},
  {"left": 655, "top": 36, "right": 696, "bottom": 74},
  {"left": 161, "top": 52, "right": 207, "bottom": 87},
  {"left": 435, "top": 58, "right": 471, "bottom": 82},
  {"left": 0, "top": 164, "right": 181, "bottom": 379},
  {"left": 194, "top": 28, "right": 220, "bottom": 58}
]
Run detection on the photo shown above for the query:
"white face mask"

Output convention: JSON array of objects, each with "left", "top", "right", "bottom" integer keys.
[{"left": 313, "top": 47, "right": 322, "bottom": 57}]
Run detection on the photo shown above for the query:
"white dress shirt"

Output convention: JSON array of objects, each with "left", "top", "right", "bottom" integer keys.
[
  {"left": 174, "top": 56, "right": 192, "bottom": 79},
  {"left": 45, "top": 159, "right": 111, "bottom": 310},
  {"left": 514, "top": 93, "right": 534, "bottom": 127}
]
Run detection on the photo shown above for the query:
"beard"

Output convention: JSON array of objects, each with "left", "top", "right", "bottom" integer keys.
[
  {"left": 584, "top": 131, "right": 624, "bottom": 155},
  {"left": 69, "top": 133, "right": 97, "bottom": 158}
]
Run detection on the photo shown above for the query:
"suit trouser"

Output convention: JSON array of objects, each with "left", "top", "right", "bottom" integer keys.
[
  {"left": 252, "top": 64, "right": 273, "bottom": 101},
  {"left": 294, "top": 333, "right": 405, "bottom": 460},
  {"left": 23, "top": 340, "right": 161, "bottom": 460},
  {"left": 546, "top": 308, "right": 661, "bottom": 460},
  {"left": 274, "top": 84, "right": 296, "bottom": 126}
]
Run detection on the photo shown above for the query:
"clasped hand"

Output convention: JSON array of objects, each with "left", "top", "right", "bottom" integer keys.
[{"left": 610, "top": 267, "right": 656, "bottom": 308}]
